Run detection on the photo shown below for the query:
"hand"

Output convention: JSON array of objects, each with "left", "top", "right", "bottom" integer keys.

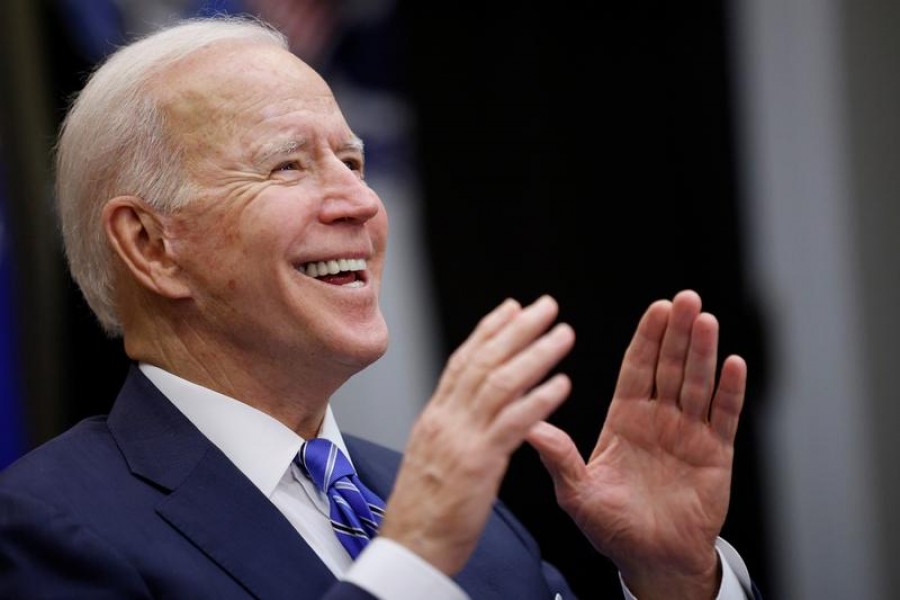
[
  {"left": 527, "top": 290, "right": 747, "bottom": 599},
  {"left": 380, "top": 295, "right": 576, "bottom": 574}
]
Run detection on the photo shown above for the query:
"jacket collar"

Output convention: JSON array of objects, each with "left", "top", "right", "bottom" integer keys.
[{"left": 107, "top": 365, "right": 338, "bottom": 599}]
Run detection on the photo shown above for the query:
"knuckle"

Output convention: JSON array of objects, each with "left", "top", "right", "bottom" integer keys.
[
  {"left": 483, "top": 369, "right": 518, "bottom": 397},
  {"left": 444, "top": 349, "right": 467, "bottom": 377}
]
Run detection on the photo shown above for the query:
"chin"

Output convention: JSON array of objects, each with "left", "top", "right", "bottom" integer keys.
[
  {"left": 335, "top": 324, "right": 390, "bottom": 371},
  {"left": 335, "top": 343, "right": 388, "bottom": 377},
  {"left": 357, "top": 331, "right": 390, "bottom": 365}
]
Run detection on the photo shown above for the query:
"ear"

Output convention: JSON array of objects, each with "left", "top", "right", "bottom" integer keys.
[{"left": 103, "top": 196, "right": 191, "bottom": 299}]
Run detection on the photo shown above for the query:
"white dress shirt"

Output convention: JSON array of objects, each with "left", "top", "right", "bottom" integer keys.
[
  {"left": 139, "top": 363, "right": 751, "bottom": 599},
  {"left": 139, "top": 363, "right": 466, "bottom": 600}
]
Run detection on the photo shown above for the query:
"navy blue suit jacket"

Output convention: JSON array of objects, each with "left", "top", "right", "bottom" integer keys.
[{"left": 0, "top": 366, "right": 575, "bottom": 599}]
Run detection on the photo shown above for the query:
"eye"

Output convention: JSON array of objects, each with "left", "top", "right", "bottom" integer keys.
[
  {"left": 342, "top": 157, "right": 365, "bottom": 179},
  {"left": 274, "top": 160, "right": 300, "bottom": 172}
]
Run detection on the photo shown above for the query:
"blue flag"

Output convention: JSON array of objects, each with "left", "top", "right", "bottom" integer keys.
[{"left": 0, "top": 160, "right": 24, "bottom": 469}]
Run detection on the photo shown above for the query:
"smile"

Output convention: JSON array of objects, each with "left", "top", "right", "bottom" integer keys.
[{"left": 298, "top": 258, "right": 368, "bottom": 287}]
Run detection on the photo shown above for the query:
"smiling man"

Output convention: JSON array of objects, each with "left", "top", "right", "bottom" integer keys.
[
  {"left": 101, "top": 38, "right": 391, "bottom": 440},
  {"left": 0, "top": 16, "right": 760, "bottom": 600}
]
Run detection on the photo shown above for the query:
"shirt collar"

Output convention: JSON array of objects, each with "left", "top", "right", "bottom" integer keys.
[{"left": 138, "top": 362, "right": 352, "bottom": 498}]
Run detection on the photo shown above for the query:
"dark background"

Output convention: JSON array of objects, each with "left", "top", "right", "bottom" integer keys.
[
  {"left": 21, "top": 1, "right": 773, "bottom": 597},
  {"left": 405, "top": 4, "right": 771, "bottom": 596}
]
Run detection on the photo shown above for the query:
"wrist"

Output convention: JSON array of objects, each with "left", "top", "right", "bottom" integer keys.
[{"left": 619, "top": 550, "right": 721, "bottom": 600}]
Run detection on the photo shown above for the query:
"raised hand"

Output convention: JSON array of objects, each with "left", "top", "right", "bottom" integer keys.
[
  {"left": 379, "top": 295, "right": 576, "bottom": 574},
  {"left": 527, "top": 290, "right": 747, "bottom": 599}
]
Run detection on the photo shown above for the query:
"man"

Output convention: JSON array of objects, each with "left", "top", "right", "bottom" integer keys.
[{"left": 0, "top": 16, "right": 759, "bottom": 599}]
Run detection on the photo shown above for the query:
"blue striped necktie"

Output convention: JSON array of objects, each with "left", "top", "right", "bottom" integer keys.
[{"left": 295, "top": 438, "right": 387, "bottom": 559}]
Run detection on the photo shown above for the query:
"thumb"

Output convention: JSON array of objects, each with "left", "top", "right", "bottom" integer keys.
[{"left": 526, "top": 421, "right": 585, "bottom": 502}]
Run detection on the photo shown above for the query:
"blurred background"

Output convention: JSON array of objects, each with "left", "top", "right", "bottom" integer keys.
[{"left": 1, "top": 0, "right": 897, "bottom": 598}]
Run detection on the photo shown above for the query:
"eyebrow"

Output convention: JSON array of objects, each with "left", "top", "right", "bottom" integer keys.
[
  {"left": 255, "top": 136, "right": 365, "bottom": 164},
  {"left": 341, "top": 136, "right": 365, "bottom": 154},
  {"left": 255, "top": 139, "right": 308, "bottom": 164}
]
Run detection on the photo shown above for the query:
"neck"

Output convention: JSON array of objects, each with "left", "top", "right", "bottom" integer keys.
[{"left": 124, "top": 321, "right": 346, "bottom": 440}]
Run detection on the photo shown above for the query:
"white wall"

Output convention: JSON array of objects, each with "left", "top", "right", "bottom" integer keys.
[{"left": 731, "top": 0, "right": 889, "bottom": 597}]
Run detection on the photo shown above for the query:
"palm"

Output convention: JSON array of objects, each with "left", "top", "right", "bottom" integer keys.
[
  {"left": 528, "top": 290, "right": 747, "bottom": 582},
  {"left": 577, "top": 393, "right": 734, "bottom": 568}
]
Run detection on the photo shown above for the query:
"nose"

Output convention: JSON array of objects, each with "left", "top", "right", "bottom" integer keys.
[{"left": 318, "top": 158, "right": 382, "bottom": 224}]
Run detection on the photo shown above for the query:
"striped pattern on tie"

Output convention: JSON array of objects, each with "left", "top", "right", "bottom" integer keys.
[{"left": 295, "top": 438, "right": 387, "bottom": 558}]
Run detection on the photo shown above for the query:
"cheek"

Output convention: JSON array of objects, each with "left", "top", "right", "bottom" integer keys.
[
  {"left": 168, "top": 210, "right": 246, "bottom": 286},
  {"left": 209, "top": 224, "right": 242, "bottom": 257},
  {"left": 235, "top": 208, "right": 291, "bottom": 260}
]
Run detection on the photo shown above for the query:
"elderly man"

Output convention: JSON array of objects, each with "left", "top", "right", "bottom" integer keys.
[{"left": 0, "top": 15, "right": 759, "bottom": 600}]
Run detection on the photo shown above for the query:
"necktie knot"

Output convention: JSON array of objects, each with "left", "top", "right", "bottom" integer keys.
[
  {"left": 299, "top": 438, "right": 356, "bottom": 490},
  {"left": 295, "top": 438, "right": 386, "bottom": 559}
]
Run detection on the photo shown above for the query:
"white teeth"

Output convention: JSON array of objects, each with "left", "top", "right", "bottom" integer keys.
[{"left": 300, "top": 258, "right": 367, "bottom": 278}]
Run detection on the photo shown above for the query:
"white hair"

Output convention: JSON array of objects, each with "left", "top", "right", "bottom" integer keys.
[{"left": 55, "top": 15, "right": 288, "bottom": 337}]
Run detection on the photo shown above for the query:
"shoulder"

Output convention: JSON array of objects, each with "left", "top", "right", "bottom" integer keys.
[
  {"left": 0, "top": 416, "right": 116, "bottom": 493},
  {"left": 343, "top": 435, "right": 402, "bottom": 465}
]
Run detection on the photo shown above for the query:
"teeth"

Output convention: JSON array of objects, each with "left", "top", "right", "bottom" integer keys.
[{"left": 301, "top": 258, "right": 367, "bottom": 278}]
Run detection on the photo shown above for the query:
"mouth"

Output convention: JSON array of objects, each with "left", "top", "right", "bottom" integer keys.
[{"left": 297, "top": 257, "right": 367, "bottom": 288}]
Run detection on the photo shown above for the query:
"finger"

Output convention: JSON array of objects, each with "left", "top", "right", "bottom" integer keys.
[
  {"left": 655, "top": 290, "right": 702, "bottom": 405},
  {"left": 482, "top": 295, "right": 560, "bottom": 364},
  {"left": 612, "top": 299, "right": 671, "bottom": 401},
  {"left": 709, "top": 354, "right": 747, "bottom": 442},
  {"left": 476, "top": 322, "right": 575, "bottom": 420},
  {"left": 492, "top": 374, "right": 573, "bottom": 451},
  {"left": 525, "top": 420, "right": 585, "bottom": 503},
  {"left": 450, "top": 297, "right": 522, "bottom": 361},
  {"left": 472, "top": 298, "right": 523, "bottom": 341},
  {"left": 453, "top": 295, "right": 562, "bottom": 404},
  {"left": 433, "top": 298, "right": 521, "bottom": 403},
  {"left": 679, "top": 313, "right": 720, "bottom": 420}
]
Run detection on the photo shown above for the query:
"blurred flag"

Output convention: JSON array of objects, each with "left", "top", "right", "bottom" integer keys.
[{"left": 0, "top": 155, "right": 25, "bottom": 469}]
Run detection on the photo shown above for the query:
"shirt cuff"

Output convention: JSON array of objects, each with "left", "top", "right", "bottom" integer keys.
[
  {"left": 343, "top": 537, "right": 470, "bottom": 600},
  {"left": 714, "top": 537, "right": 754, "bottom": 598},
  {"left": 618, "top": 538, "right": 751, "bottom": 600}
]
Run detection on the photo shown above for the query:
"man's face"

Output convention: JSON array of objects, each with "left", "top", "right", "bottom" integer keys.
[{"left": 158, "top": 42, "right": 389, "bottom": 376}]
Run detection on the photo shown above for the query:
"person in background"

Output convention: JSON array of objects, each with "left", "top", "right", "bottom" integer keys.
[{"left": 0, "top": 16, "right": 760, "bottom": 599}]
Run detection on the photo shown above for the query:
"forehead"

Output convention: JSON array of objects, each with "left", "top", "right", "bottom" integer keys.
[{"left": 157, "top": 42, "right": 351, "bottom": 158}]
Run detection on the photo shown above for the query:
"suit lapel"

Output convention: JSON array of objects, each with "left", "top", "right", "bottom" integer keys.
[
  {"left": 157, "top": 448, "right": 335, "bottom": 599},
  {"left": 108, "top": 366, "right": 336, "bottom": 599},
  {"left": 343, "top": 436, "right": 401, "bottom": 501}
]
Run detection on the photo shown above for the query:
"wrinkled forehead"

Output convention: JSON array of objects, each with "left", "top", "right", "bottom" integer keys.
[{"left": 154, "top": 41, "right": 343, "bottom": 154}]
